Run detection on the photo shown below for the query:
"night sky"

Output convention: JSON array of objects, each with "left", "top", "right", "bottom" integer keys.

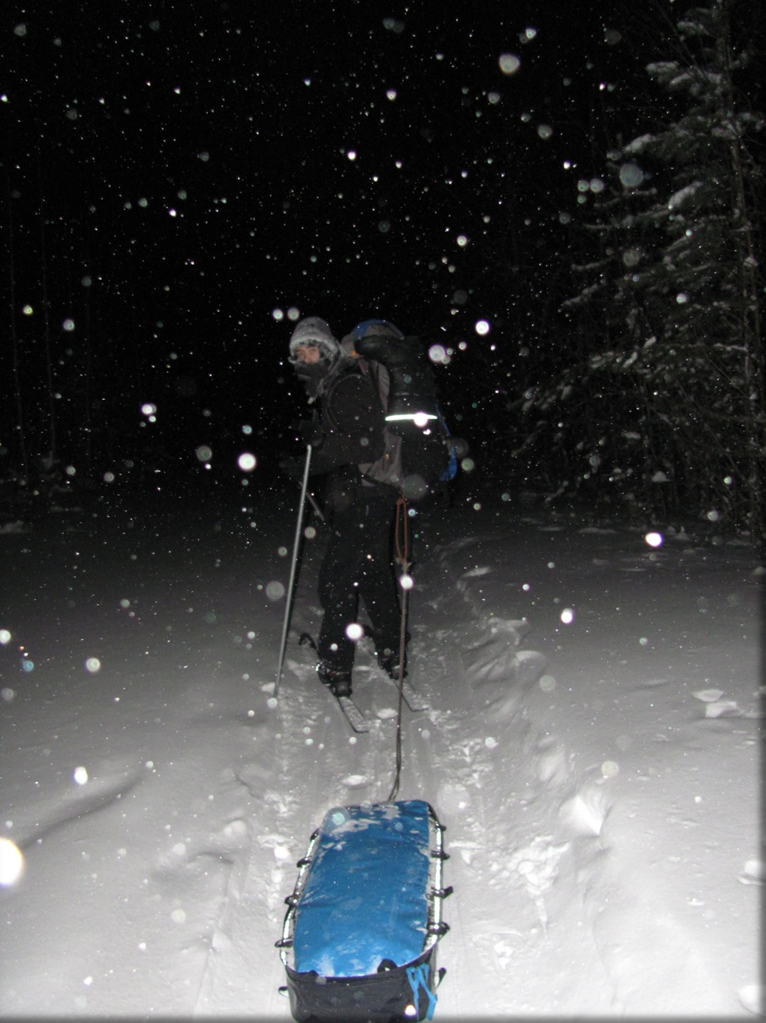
[{"left": 2, "top": 2, "right": 642, "bottom": 484}]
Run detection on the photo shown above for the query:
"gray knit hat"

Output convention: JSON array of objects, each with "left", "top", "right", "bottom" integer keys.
[{"left": 289, "top": 316, "right": 340, "bottom": 363}]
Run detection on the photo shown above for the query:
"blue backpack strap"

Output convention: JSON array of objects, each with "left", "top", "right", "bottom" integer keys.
[
  {"left": 406, "top": 963, "right": 437, "bottom": 1020},
  {"left": 436, "top": 403, "right": 458, "bottom": 481}
]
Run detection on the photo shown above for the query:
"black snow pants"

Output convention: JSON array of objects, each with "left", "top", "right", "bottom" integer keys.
[{"left": 317, "top": 479, "right": 402, "bottom": 673}]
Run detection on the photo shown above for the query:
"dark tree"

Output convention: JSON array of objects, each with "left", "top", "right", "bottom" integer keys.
[{"left": 519, "top": 0, "right": 765, "bottom": 538}]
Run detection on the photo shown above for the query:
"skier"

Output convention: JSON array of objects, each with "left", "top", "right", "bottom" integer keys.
[{"left": 285, "top": 316, "right": 406, "bottom": 699}]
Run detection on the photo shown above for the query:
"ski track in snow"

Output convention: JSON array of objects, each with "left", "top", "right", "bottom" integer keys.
[
  {"left": 400, "top": 520, "right": 760, "bottom": 1017},
  {"left": 0, "top": 497, "right": 761, "bottom": 1017},
  {"left": 414, "top": 538, "right": 605, "bottom": 1016}
]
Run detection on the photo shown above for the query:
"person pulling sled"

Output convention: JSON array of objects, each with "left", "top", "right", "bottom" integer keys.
[
  {"left": 282, "top": 315, "right": 456, "bottom": 701},
  {"left": 283, "top": 317, "right": 409, "bottom": 699}
]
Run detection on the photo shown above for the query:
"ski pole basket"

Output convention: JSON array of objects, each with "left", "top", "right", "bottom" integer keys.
[{"left": 277, "top": 799, "right": 452, "bottom": 1022}]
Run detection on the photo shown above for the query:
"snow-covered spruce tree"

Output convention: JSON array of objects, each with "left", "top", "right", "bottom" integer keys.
[{"left": 520, "top": 0, "right": 765, "bottom": 537}]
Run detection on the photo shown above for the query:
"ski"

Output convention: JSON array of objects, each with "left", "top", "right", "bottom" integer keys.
[
  {"left": 352, "top": 624, "right": 429, "bottom": 712},
  {"left": 389, "top": 674, "right": 429, "bottom": 713},
  {"left": 298, "top": 632, "right": 371, "bottom": 734},
  {"left": 335, "top": 695, "right": 370, "bottom": 733},
  {"left": 297, "top": 629, "right": 427, "bottom": 716}
]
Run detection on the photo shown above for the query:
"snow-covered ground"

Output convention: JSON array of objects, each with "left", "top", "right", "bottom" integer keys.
[{"left": 0, "top": 479, "right": 762, "bottom": 1018}]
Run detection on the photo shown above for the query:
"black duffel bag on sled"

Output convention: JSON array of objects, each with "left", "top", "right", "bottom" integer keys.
[{"left": 277, "top": 799, "right": 452, "bottom": 1022}]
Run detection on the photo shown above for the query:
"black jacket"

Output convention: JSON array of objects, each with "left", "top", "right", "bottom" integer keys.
[{"left": 310, "top": 365, "right": 386, "bottom": 476}]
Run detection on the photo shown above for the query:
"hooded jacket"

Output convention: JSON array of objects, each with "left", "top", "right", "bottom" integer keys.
[{"left": 307, "top": 356, "right": 387, "bottom": 478}]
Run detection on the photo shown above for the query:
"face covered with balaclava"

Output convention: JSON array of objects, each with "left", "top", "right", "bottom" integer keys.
[{"left": 288, "top": 316, "right": 342, "bottom": 400}]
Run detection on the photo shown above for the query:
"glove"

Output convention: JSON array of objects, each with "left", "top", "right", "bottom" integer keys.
[
  {"left": 290, "top": 419, "right": 322, "bottom": 446},
  {"left": 279, "top": 456, "right": 305, "bottom": 481}
]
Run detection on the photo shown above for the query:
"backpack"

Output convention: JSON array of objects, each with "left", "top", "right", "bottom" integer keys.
[{"left": 356, "top": 333, "right": 457, "bottom": 502}]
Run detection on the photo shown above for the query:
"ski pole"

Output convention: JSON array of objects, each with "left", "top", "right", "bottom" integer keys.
[
  {"left": 306, "top": 489, "right": 326, "bottom": 523},
  {"left": 275, "top": 444, "right": 313, "bottom": 698}
]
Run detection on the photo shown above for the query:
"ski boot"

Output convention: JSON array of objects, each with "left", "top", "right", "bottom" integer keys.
[
  {"left": 317, "top": 662, "right": 353, "bottom": 698},
  {"left": 376, "top": 649, "right": 407, "bottom": 681}
]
